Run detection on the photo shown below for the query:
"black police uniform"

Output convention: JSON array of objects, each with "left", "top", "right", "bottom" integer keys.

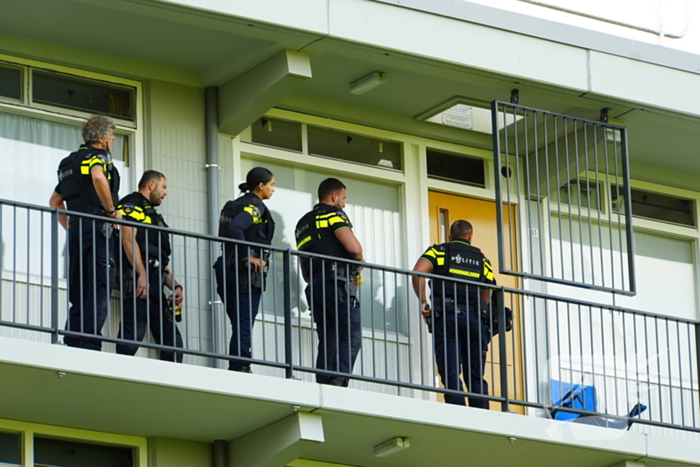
[
  {"left": 295, "top": 203, "right": 361, "bottom": 386},
  {"left": 116, "top": 192, "right": 183, "bottom": 362},
  {"left": 54, "top": 144, "right": 120, "bottom": 351},
  {"left": 420, "top": 239, "right": 495, "bottom": 408},
  {"left": 213, "top": 193, "right": 274, "bottom": 371}
]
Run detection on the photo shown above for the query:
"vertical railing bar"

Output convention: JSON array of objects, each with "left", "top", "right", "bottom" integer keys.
[
  {"left": 621, "top": 310, "right": 632, "bottom": 423},
  {"left": 591, "top": 125, "right": 606, "bottom": 290},
  {"left": 504, "top": 105, "right": 516, "bottom": 278},
  {"left": 689, "top": 323, "right": 698, "bottom": 427},
  {"left": 611, "top": 129, "right": 627, "bottom": 291},
  {"left": 40, "top": 210, "right": 45, "bottom": 327},
  {"left": 573, "top": 121, "right": 586, "bottom": 285},
  {"left": 666, "top": 318, "right": 674, "bottom": 425},
  {"left": 50, "top": 209, "right": 59, "bottom": 343},
  {"left": 283, "top": 249, "right": 293, "bottom": 379},
  {"left": 543, "top": 113, "right": 555, "bottom": 281},
  {"left": 563, "top": 119, "right": 575, "bottom": 284},
  {"left": 26, "top": 208, "right": 31, "bottom": 326},
  {"left": 370, "top": 266, "right": 377, "bottom": 379},
  {"left": 619, "top": 128, "right": 635, "bottom": 293},
  {"left": 602, "top": 130, "right": 617, "bottom": 292},
  {"left": 553, "top": 117, "right": 565, "bottom": 283},
  {"left": 676, "top": 321, "right": 686, "bottom": 427},
  {"left": 522, "top": 111, "right": 535, "bottom": 278},
  {"left": 498, "top": 286, "right": 509, "bottom": 412},
  {"left": 609, "top": 307, "right": 619, "bottom": 417},
  {"left": 582, "top": 123, "right": 596, "bottom": 287},
  {"left": 492, "top": 102, "right": 506, "bottom": 274},
  {"left": 533, "top": 111, "right": 546, "bottom": 279},
  {"left": 598, "top": 306, "right": 615, "bottom": 413},
  {"left": 653, "top": 318, "right": 664, "bottom": 423},
  {"left": 394, "top": 271, "right": 401, "bottom": 387},
  {"left": 12, "top": 206, "right": 17, "bottom": 323}
]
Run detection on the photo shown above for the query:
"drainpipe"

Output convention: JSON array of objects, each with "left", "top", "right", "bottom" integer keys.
[
  {"left": 205, "top": 86, "right": 220, "bottom": 237},
  {"left": 205, "top": 86, "right": 225, "bottom": 363},
  {"left": 213, "top": 439, "right": 227, "bottom": 467}
]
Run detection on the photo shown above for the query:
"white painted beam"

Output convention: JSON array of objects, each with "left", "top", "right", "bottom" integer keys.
[
  {"left": 218, "top": 50, "right": 312, "bottom": 136},
  {"left": 228, "top": 412, "right": 324, "bottom": 467}
]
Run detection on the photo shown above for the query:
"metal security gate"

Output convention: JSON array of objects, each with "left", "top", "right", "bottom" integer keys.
[{"left": 491, "top": 100, "right": 635, "bottom": 295}]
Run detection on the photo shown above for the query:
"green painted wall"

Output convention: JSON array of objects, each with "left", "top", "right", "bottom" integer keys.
[{"left": 148, "top": 437, "right": 212, "bottom": 467}]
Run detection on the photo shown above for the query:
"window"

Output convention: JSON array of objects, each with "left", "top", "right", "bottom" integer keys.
[
  {"left": 426, "top": 149, "right": 485, "bottom": 187},
  {"left": 32, "top": 70, "right": 135, "bottom": 121},
  {"left": 0, "top": 432, "right": 21, "bottom": 465},
  {"left": 35, "top": 437, "right": 133, "bottom": 467},
  {"left": 557, "top": 179, "right": 602, "bottom": 211},
  {"left": 307, "top": 126, "right": 402, "bottom": 170},
  {"left": 611, "top": 186, "right": 695, "bottom": 227},
  {"left": 0, "top": 65, "right": 21, "bottom": 101},
  {"left": 250, "top": 117, "right": 302, "bottom": 152}
]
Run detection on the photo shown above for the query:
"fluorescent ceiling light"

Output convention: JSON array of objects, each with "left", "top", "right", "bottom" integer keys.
[
  {"left": 373, "top": 437, "right": 410, "bottom": 458},
  {"left": 349, "top": 71, "right": 386, "bottom": 95}
]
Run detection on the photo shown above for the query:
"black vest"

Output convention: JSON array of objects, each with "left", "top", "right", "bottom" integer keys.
[
  {"left": 120, "top": 192, "right": 172, "bottom": 267},
  {"left": 295, "top": 204, "right": 352, "bottom": 278},
  {"left": 218, "top": 193, "right": 274, "bottom": 261},
  {"left": 57, "top": 145, "right": 120, "bottom": 215},
  {"left": 431, "top": 240, "right": 486, "bottom": 307}
]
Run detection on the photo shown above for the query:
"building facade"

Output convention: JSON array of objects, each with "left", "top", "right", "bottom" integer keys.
[{"left": 0, "top": 0, "right": 699, "bottom": 465}]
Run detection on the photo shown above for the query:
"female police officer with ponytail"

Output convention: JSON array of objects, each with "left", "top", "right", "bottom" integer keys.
[{"left": 214, "top": 167, "right": 275, "bottom": 373}]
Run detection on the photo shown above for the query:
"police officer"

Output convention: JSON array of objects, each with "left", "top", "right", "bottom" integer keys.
[
  {"left": 295, "top": 178, "right": 364, "bottom": 387},
  {"left": 116, "top": 170, "right": 184, "bottom": 362},
  {"left": 49, "top": 115, "right": 122, "bottom": 351},
  {"left": 214, "top": 167, "right": 276, "bottom": 373},
  {"left": 412, "top": 220, "right": 495, "bottom": 408}
]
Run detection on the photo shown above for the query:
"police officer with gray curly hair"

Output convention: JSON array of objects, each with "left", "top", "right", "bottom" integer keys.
[{"left": 49, "top": 115, "right": 122, "bottom": 351}]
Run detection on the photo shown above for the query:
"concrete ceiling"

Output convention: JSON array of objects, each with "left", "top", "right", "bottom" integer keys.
[{"left": 0, "top": 0, "right": 699, "bottom": 176}]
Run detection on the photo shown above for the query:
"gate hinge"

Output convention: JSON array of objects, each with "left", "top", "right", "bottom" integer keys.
[{"left": 510, "top": 89, "right": 520, "bottom": 104}]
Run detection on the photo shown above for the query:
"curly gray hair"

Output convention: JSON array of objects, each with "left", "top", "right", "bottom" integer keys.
[{"left": 82, "top": 115, "right": 115, "bottom": 145}]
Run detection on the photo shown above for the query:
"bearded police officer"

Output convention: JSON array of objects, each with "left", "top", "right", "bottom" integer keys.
[
  {"left": 214, "top": 167, "right": 275, "bottom": 373},
  {"left": 412, "top": 220, "right": 495, "bottom": 408},
  {"left": 295, "top": 178, "right": 364, "bottom": 387},
  {"left": 49, "top": 115, "right": 122, "bottom": 351},
  {"left": 116, "top": 170, "right": 184, "bottom": 362}
]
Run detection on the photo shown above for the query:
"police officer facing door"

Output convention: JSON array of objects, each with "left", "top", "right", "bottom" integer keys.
[
  {"left": 116, "top": 170, "right": 184, "bottom": 362},
  {"left": 295, "top": 178, "right": 364, "bottom": 387},
  {"left": 412, "top": 220, "right": 495, "bottom": 408},
  {"left": 49, "top": 115, "right": 122, "bottom": 351},
  {"left": 214, "top": 167, "right": 275, "bottom": 373}
]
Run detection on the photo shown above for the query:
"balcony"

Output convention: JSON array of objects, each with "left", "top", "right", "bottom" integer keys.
[{"left": 0, "top": 197, "right": 699, "bottom": 466}]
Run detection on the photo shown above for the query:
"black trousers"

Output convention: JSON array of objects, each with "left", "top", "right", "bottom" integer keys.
[
  {"left": 433, "top": 309, "right": 491, "bottom": 408},
  {"left": 116, "top": 269, "right": 183, "bottom": 362},
  {"left": 64, "top": 221, "right": 115, "bottom": 351},
  {"left": 306, "top": 272, "right": 362, "bottom": 386}
]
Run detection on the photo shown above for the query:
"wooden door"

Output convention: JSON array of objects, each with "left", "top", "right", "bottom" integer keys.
[{"left": 428, "top": 191, "right": 524, "bottom": 413}]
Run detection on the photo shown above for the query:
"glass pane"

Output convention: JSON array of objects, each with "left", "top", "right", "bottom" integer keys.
[
  {"left": 426, "top": 149, "right": 485, "bottom": 187},
  {"left": 557, "top": 179, "right": 601, "bottom": 211},
  {"left": 0, "top": 432, "right": 21, "bottom": 465},
  {"left": 32, "top": 70, "right": 134, "bottom": 120},
  {"left": 308, "top": 126, "right": 402, "bottom": 170},
  {"left": 0, "top": 66, "right": 21, "bottom": 100},
  {"left": 611, "top": 186, "right": 695, "bottom": 227},
  {"left": 250, "top": 117, "right": 302, "bottom": 152},
  {"left": 34, "top": 437, "right": 133, "bottom": 467},
  {"left": 240, "top": 156, "right": 405, "bottom": 334},
  {"left": 0, "top": 111, "right": 132, "bottom": 278}
]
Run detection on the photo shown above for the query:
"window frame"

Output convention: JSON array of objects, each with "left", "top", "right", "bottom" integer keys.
[
  {"left": 0, "top": 418, "right": 147, "bottom": 466},
  {"left": 0, "top": 62, "right": 24, "bottom": 106}
]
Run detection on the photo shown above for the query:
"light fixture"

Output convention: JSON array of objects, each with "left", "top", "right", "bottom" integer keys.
[
  {"left": 349, "top": 71, "right": 386, "bottom": 95},
  {"left": 373, "top": 437, "right": 410, "bottom": 458}
]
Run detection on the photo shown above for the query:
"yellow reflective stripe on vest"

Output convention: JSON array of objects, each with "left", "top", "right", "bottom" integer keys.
[
  {"left": 449, "top": 268, "right": 480, "bottom": 278},
  {"left": 297, "top": 235, "right": 312, "bottom": 250}
]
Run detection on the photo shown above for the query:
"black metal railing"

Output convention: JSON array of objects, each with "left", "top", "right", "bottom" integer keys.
[{"left": 0, "top": 198, "right": 697, "bottom": 435}]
